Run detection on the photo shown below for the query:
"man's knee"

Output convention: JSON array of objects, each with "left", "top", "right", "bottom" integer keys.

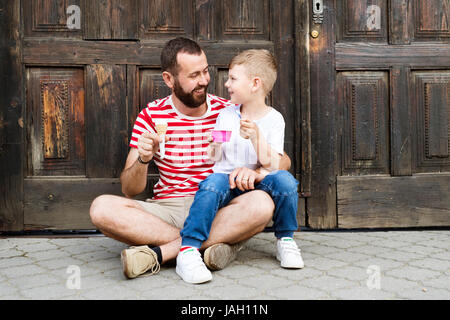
[
  {"left": 89, "top": 194, "right": 116, "bottom": 228},
  {"left": 238, "top": 190, "right": 274, "bottom": 222}
]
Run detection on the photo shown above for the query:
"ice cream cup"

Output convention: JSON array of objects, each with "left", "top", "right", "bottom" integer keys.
[{"left": 211, "top": 130, "right": 232, "bottom": 143}]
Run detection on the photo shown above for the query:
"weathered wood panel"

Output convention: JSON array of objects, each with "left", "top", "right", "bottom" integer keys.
[
  {"left": 271, "top": 0, "right": 296, "bottom": 176},
  {"left": 23, "top": 39, "right": 274, "bottom": 66},
  {"left": 138, "top": 0, "right": 194, "bottom": 39},
  {"left": 0, "top": 0, "right": 23, "bottom": 231},
  {"left": 24, "top": 178, "right": 123, "bottom": 230},
  {"left": 86, "top": 64, "right": 128, "bottom": 178},
  {"left": 219, "top": 0, "right": 269, "bottom": 40},
  {"left": 337, "top": 0, "right": 387, "bottom": 42},
  {"left": 390, "top": 66, "right": 412, "bottom": 176},
  {"left": 335, "top": 43, "right": 450, "bottom": 69},
  {"left": 26, "top": 68, "right": 85, "bottom": 176},
  {"left": 23, "top": 0, "right": 82, "bottom": 37},
  {"left": 295, "top": 0, "right": 312, "bottom": 197},
  {"left": 414, "top": 0, "right": 450, "bottom": 41},
  {"left": 308, "top": 0, "right": 338, "bottom": 228},
  {"left": 412, "top": 71, "right": 450, "bottom": 172},
  {"left": 337, "top": 174, "right": 450, "bottom": 228},
  {"left": 338, "top": 72, "right": 390, "bottom": 175},
  {"left": 85, "top": 0, "right": 138, "bottom": 40}
]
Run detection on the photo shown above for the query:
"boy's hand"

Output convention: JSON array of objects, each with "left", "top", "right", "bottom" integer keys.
[{"left": 240, "top": 119, "right": 259, "bottom": 141}]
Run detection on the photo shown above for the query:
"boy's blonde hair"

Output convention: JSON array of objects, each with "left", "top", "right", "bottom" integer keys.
[{"left": 229, "top": 49, "right": 277, "bottom": 95}]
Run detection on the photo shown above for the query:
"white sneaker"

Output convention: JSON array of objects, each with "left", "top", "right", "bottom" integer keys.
[
  {"left": 276, "top": 237, "right": 304, "bottom": 269},
  {"left": 176, "top": 247, "right": 212, "bottom": 284}
]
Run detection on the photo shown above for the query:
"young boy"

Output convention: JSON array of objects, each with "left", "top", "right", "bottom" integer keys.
[{"left": 176, "top": 49, "right": 304, "bottom": 284}]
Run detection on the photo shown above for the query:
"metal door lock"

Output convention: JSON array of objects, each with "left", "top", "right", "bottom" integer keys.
[
  {"left": 311, "top": 30, "right": 319, "bottom": 38},
  {"left": 312, "top": 0, "right": 324, "bottom": 24}
]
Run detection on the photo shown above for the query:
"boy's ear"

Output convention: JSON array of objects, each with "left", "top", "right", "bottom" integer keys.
[
  {"left": 162, "top": 71, "right": 175, "bottom": 89},
  {"left": 251, "top": 77, "right": 263, "bottom": 93}
]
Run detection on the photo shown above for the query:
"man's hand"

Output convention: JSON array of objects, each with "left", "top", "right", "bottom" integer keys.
[
  {"left": 229, "top": 167, "right": 264, "bottom": 191},
  {"left": 137, "top": 131, "right": 169, "bottom": 163},
  {"left": 240, "top": 119, "right": 259, "bottom": 141}
]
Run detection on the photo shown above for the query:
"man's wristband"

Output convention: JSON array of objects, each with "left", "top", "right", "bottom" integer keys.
[{"left": 138, "top": 156, "right": 151, "bottom": 165}]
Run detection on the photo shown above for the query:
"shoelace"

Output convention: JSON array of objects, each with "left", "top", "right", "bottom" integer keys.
[{"left": 133, "top": 247, "right": 161, "bottom": 275}]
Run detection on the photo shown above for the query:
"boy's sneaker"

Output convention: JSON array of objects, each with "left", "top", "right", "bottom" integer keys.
[
  {"left": 121, "top": 245, "right": 161, "bottom": 279},
  {"left": 203, "top": 242, "right": 245, "bottom": 271},
  {"left": 176, "top": 247, "right": 212, "bottom": 284},
  {"left": 276, "top": 237, "right": 304, "bottom": 269}
]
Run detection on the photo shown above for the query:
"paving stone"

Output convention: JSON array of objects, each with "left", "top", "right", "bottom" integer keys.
[
  {"left": 331, "top": 287, "right": 396, "bottom": 300},
  {"left": 409, "top": 257, "right": 450, "bottom": 272},
  {"left": 385, "top": 265, "right": 441, "bottom": 282},
  {"left": 21, "top": 283, "right": 76, "bottom": 300},
  {"left": 396, "top": 287, "right": 450, "bottom": 300},
  {"left": 300, "top": 275, "right": 357, "bottom": 291},
  {"left": 0, "top": 264, "right": 48, "bottom": 279},
  {"left": 327, "top": 265, "right": 368, "bottom": 281},
  {"left": 267, "top": 285, "right": 328, "bottom": 300},
  {"left": 205, "top": 284, "right": 261, "bottom": 300},
  {"left": 0, "top": 231, "right": 448, "bottom": 300},
  {"left": 237, "top": 274, "right": 292, "bottom": 290},
  {"left": 6, "top": 273, "right": 62, "bottom": 290},
  {"left": 306, "top": 256, "right": 348, "bottom": 271}
]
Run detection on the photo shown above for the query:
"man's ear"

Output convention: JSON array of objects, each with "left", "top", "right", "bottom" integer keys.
[{"left": 162, "top": 71, "right": 175, "bottom": 89}]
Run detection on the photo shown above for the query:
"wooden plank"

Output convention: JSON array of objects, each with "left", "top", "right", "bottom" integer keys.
[
  {"left": 337, "top": 174, "right": 450, "bottom": 228},
  {"left": 335, "top": 43, "right": 450, "bottom": 69},
  {"left": 390, "top": 66, "right": 412, "bottom": 176},
  {"left": 295, "top": 0, "right": 312, "bottom": 197},
  {"left": 0, "top": 0, "right": 23, "bottom": 231},
  {"left": 307, "top": 0, "right": 338, "bottom": 228},
  {"left": 86, "top": 64, "right": 128, "bottom": 178},
  {"left": 24, "top": 178, "right": 123, "bottom": 230},
  {"left": 23, "top": 38, "right": 274, "bottom": 66},
  {"left": 271, "top": 0, "right": 296, "bottom": 176}
]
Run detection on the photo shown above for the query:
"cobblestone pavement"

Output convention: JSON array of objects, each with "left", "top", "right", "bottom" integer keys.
[{"left": 1, "top": 230, "right": 449, "bottom": 300}]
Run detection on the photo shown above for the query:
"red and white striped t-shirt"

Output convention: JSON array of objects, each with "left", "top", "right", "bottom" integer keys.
[{"left": 130, "top": 94, "right": 235, "bottom": 199}]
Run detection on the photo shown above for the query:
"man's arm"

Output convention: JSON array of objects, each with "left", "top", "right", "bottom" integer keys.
[
  {"left": 120, "top": 131, "right": 166, "bottom": 198},
  {"left": 279, "top": 151, "right": 291, "bottom": 171},
  {"left": 120, "top": 148, "right": 149, "bottom": 198}
]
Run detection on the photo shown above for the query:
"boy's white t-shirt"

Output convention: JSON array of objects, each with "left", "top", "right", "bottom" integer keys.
[{"left": 212, "top": 105, "right": 285, "bottom": 174}]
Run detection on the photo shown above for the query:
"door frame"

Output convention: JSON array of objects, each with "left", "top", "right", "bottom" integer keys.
[{"left": 0, "top": 0, "right": 23, "bottom": 231}]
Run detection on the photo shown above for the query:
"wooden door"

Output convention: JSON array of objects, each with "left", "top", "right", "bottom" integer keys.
[
  {"left": 308, "top": 0, "right": 450, "bottom": 228},
  {"left": 0, "top": 0, "right": 299, "bottom": 231}
]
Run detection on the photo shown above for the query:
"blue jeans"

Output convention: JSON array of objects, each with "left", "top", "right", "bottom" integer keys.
[{"left": 180, "top": 170, "right": 299, "bottom": 248}]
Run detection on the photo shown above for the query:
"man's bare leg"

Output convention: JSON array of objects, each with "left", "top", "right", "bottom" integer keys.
[
  {"left": 90, "top": 191, "right": 273, "bottom": 263},
  {"left": 89, "top": 194, "right": 181, "bottom": 264},
  {"left": 203, "top": 190, "right": 274, "bottom": 249}
]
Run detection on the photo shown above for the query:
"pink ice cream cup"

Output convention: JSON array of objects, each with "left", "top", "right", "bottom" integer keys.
[{"left": 211, "top": 130, "right": 232, "bottom": 143}]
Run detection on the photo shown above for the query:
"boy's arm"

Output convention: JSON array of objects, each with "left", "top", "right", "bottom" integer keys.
[
  {"left": 240, "top": 119, "right": 282, "bottom": 171},
  {"left": 251, "top": 132, "right": 282, "bottom": 171}
]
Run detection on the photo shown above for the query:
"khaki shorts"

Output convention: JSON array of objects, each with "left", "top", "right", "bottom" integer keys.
[{"left": 135, "top": 196, "right": 195, "bottom": 229}]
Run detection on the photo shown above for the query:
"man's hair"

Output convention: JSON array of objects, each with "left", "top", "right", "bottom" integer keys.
[
  {"left": 161, "top": 37, "right": 203, "bottom": 76},
  {"left": 229, "top": 49, "right": 277, "bottom": 95}
]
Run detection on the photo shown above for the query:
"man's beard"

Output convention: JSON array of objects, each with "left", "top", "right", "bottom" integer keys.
[{"left": 173, "top": 78, "right": 208, "bottom": 109}]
